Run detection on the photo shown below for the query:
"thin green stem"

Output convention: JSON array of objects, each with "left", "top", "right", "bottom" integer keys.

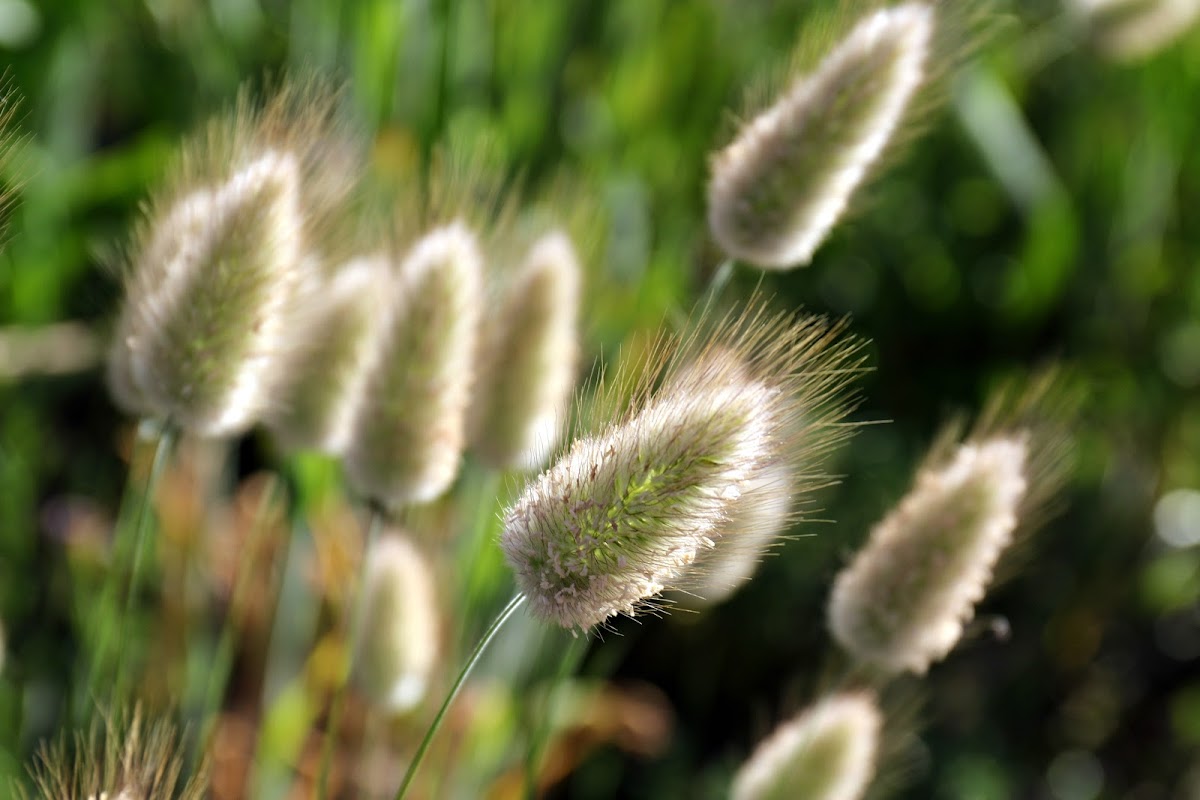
[
  {"left": 456, "top": 468, "right": 503, "bottom": 650},
  {"left": 110, "top": 421, "right": 178, "bottom": 705},
  {"left": 702, "top": 258, "right": 736, "bottom": 310},
  {"left": 674, "top": 257, "right": 737, "bottom": 329},
  {"left": 524, "top": 634, "right": 587, "bottom": 799},
  {"left": 197, "top": 476, "right": 282, "bottom": 757},
  {"left": 394, "top": 593, "right": 527, "bottom": 800},
  {"left": 315, "top": 506, "right": 386, "bottom": 800},
  {"left": 79, "top": 424, "right": 151, "bottom": 722},
  {"left": 244, "top": 507, "right": 307, "bottom": 799}
]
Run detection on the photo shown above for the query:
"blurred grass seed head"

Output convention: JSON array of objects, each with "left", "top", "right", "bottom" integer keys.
[
  {"left": 470, "top": 228, "right": 583, "bottom": 472},
  {"left": 355, "top": 532, "right": 440, "bottom": 715},
  {"left": 107, "top": 81, "right": 363, "bottom": 436},
  {"left": 265, "top": 255, "right": 393, "bottom": 455},
  {"left": 732, "top": 691, "right": 883, "bottom": 800},
  {"left": 1071, "top": 0, "right": 1200, "bottom": 60},
  {"left": 343, "top": 221, "right": 483, "bottom": 508},
  {"left": 828, "top": 434, "right": 1029, "bottom": 674},
  {"left": 707, "top": 2, "right": 934, "bottom": 269}
]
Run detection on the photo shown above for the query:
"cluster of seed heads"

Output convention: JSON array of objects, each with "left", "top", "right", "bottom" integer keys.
[
  {"left": 107, "top": 83, "right": 585, "bottom": 513},
  {"left": 84, "top": 0, "right": 1085, "bottom": 795}
]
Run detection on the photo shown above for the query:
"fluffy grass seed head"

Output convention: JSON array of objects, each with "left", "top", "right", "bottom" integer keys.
[
  {"left": 471, "top": 229, "right": 582, "bottom": 471},
  {"left": 109, "top": 151, "right": 302, "bottom": 434},
  {"left": 732, "top": 691, "right": 882, "bottom": 800},
  {"left": 682, "top": 463, "right": 795, "bottom": 609},
  {"left": 354, "top": 532, "right": 441, "bottom": 714},
  {"left": 107, "top": 79, "right": 362, "bottom": 435},
  {"left": 1070, "top": 0, "right": 1200, "bottom": 60},
  {"left": 708, "top": 2, "right": 934, "bottom": 269},
  {"left": 828, "top": 369, "right": 1074, "bottom": 674},
  {"left": 343, "top": 222, "right": 483, "bottom": 508},
  {"left": 266, "top": 256, "right": 392, "bottom": 454},
  {"left": 501, "top": 301, "right": 864, "bottom": 631},
  {"left": 827, "top": 434, "right": 1028, "bottom": 675},
  {"left": 20, "top": 706, "right": 208, "bottom": 800}
]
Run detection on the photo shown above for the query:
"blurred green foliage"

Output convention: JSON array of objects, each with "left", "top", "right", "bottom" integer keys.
[{"left": 0, "top": 0, "right": 1199, "bottom": 797}]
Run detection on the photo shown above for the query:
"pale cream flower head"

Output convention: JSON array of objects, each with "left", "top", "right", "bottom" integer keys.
[
  {"left": 828, "top": 434, "right": 1029, "bottom": 674},
  {"left": 708, "top": 3, "right": 934, "bottom": 269},
  {"left": 343, "top": 222, "right": 484, "bottom": 508},
  {"left": 266, "top": 255, "right": 393, "bottom": 455},
  {"left": 502, "top": 298, "right": 864, "bottom": 631},
  {"left": 355, "top": 533, "right": 441, "bottom": 714},
  {"left": 828, "top": 369, "right": 1074, "bottom": 674},
  {"left": 1071, "top": 0, "right": 1200, "bottom": 60},
  {"left": 732, "top": 692, "right": 883, "bottom": 800},
  {"left": 107, "top": 79, "right": 363, "bottom": 436},
  {"left": 471, "top": 228, "right": 582, "bottom": 471}
]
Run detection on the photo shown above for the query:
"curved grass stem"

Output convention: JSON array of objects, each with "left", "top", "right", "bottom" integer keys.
[
  {"left": 702, "top": 257, "right": 736, "bottom": 309},
  {"left": 394, "top": 593, "right": 527, "bottom": 800}
]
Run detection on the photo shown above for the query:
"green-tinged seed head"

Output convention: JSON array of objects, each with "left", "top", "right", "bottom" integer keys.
[
  {"left": 1070, "top": 0, "right": 1200, "bottom": 60},
  {"left": 114, "top": 151, "right": 304, "bottom": 435},
  {"left": 501, "top": 300, "right": 865, "bottom": 631},
  {"left": 471, "top": 229, "right": 582, "bottom": 471},
  {"left": 708, "top": 3, "right": 934, "bottom": 269},
  {"left": 504, "top": 381, "right": 775, "bottom": 630},
  {"left": 828, "top": 435, "right": 1028, "bottom": 674},
  {"left": 732, "top": 692, "right": 882, "bottom": 800},
  {"left": 267, "top": 256, "right": 392, "bottom": 454},
  {"left": 344, "top": 222, "right": 483, "bottom": 508},
  {"left": 108, "top": 78, "right": 364, "bottom": 435},
  {"left": 354, "top": 533, "right": 440, "bottom": 714}
]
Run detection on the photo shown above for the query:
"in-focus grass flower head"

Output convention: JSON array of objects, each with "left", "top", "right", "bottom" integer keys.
[
  {"left": 501, "top": 299, "right": 865, "bottom": 631},
  {"left": 708, "top": 2, "right": 935, "bottom": 269},
  {"left": 732, "top": 691, "right": 882, "bottom": 800}
]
